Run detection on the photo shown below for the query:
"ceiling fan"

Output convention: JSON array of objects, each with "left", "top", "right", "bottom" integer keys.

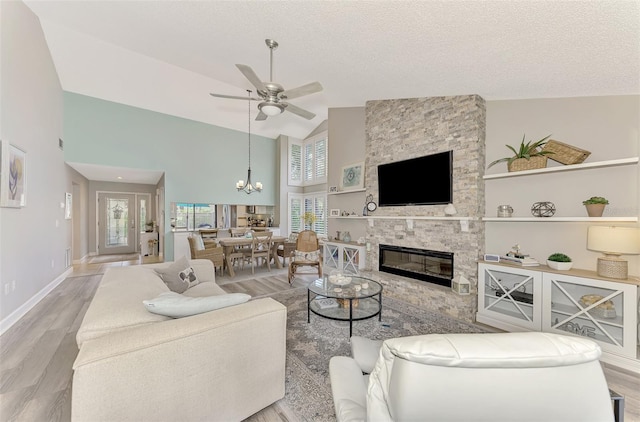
[{"left": 210, "top": 39, "right": 323, "bottom": 121}]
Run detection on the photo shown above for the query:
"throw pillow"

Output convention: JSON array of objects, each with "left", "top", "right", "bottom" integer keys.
[
  {"left": 193, "top": 234, "right": 205, "bottom": 251},
  {"left": 155, "top": 256, "right": 200, "bottom": 293},
  {"left": 143, "top": 292, "right": 251, "bottom": 318},
  {"left": 294, "top": 249, "right": 320, "bottom": 262}
]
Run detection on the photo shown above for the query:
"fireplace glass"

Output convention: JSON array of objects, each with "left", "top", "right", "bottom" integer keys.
[{"left": 379, "top": 244, "right": 453, "bottom": 287}]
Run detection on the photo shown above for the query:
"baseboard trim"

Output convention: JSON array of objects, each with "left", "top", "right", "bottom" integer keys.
[{"left": 0, "top": 267, "right": 73, "bottom": 336}]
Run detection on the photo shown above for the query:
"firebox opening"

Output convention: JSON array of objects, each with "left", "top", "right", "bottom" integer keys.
[{"left": 379, "top": 244, "right": 453, "bottom": 288}]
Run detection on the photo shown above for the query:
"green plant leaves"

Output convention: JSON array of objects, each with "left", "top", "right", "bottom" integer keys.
[{"left": 487, "top": 134, "right": 553, "bottom": 168}]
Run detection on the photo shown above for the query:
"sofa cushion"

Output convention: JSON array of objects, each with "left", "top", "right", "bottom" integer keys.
[
  {"left": 76, "top": 266, "right": 171, "bottom": 346},
  {"left": 143, "top": 292, "right": 251, "bottom": 318},
  {"left": 155, "top": 256, "right": 200, "bottom": 293}
]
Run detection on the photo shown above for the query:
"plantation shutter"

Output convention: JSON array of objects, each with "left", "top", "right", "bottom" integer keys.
[
  {"left": 288, "top": 140, "right": 303, "bottom": 186},
  {"left": 289, "top": 194, "right": 303, "bottom": 234},
  {"left": 314, "top": 137, "right": 327, "bottom": 182}
]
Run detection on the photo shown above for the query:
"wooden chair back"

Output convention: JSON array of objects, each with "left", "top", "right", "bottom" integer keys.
[
  {"left": 295, "top": 230, "right": 320, "bottom": 253},
  {"left": 247, "top": 232, "right": 273, "bottom": 274},
  {"left": 288, "top": 230, "right": 322, "bottom": 283}
]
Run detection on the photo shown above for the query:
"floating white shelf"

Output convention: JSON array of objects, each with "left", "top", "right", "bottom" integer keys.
[
  {"left": 483, "top": 157, "right": 639, "bottom": 180},
  {"left": 482, "top": 217, "right": 638, "bottom": 222},
  {"left": 367, "top": 216, "right": 476, "bottom": 221},
  {"left": 327, "top": 188, "right": 367, "bottom": 195},
  {"left": 330, "top": 215, "right": 477, "bottom": 221}
]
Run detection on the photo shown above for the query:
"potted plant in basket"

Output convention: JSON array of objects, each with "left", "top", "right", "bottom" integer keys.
[
  {"left": 582, "top": 196, "right": 608, "bottom": 217},
  {"left": 488, "top": 134, "right": 553, "bottom": 172},
  {"left": 547, "top": 253, "right": 573, "bottom": 270}
]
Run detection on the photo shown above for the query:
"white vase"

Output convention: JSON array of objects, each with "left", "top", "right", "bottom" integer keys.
[{"left": 546, "top": 260, "right": 573, "bottom": 270}]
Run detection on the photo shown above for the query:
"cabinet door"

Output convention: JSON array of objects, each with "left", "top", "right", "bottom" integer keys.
[
  {"left": 323, "top": 243, "right": 339, "bottom": 270},
  {"left": 478, "top": 263, "right": 542, "bottom": 331},
  {"left": 342, "top": 245, "right": 365, "bottom": 273},
  {"left": 542, "top": 273, "right": 638, "bottom": 358}
]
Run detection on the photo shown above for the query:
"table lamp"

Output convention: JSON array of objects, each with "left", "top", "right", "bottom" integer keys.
[{"left": 587, "top": 226, "right": 640, "bottom": 279}]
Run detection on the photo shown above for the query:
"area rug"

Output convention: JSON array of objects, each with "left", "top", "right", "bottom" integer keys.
[{"left": 265, "top": 287, "right": 492, "bottom": 422}]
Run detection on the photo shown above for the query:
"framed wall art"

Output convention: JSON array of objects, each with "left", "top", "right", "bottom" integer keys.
[
  {"left": 330, "top": 209, "right": 340, "bottom": 217},
  {"left": 1, "top": 141, "right": 27, "bottom": 208},
  {"left": 340, "top": 161, "right": 364, "bottom": 191}
]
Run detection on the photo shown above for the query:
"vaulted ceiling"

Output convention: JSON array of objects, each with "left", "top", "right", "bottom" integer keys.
[{"left": 25, "top": 0, "right": 639, "bottom": 142}]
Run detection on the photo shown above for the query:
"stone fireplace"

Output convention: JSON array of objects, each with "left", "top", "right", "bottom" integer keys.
[{"left": 363, "top": 95, "right": 486, "bottom": 322}]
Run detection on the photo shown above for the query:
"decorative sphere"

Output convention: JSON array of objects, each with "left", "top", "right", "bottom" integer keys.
[{"left": 531, "top": 201, "right": 556, "bottom": 217}]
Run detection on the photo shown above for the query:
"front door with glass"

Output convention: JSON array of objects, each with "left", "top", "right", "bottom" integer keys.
[{"left": 98, "top": 193, "right": 137, "bottom": 255}]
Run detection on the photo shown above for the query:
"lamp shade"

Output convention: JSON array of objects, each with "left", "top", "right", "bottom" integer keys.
[
  {"left": 259, "top": 102, "right": 284, "bottom": 116},
  {"left": 587, "top": 226, "right": 640, "bottom": 255}
]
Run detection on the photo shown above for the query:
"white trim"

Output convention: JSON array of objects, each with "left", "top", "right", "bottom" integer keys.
[{"left": 0, "top": 267, "right": 73, "bottom": 335}]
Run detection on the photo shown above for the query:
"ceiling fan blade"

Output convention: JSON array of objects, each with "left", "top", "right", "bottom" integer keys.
[
  {"left": 281, "top": 82, "right": 323, "bottom": 100},
  {"left": 284, "top": 103, "right": 316, "bottom": 120},
  {"left": 210, "top": 93, "right": 260, "bottom": 101},
  {"left": 255, "top": 111, "right": 268, "bottom": 121},
  {"left": 236, "top": 64, "right": 266, "bottom": 92}
]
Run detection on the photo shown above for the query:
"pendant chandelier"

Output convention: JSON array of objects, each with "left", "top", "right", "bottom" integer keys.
[{"left": 236, "top": 89, "right": 262, "bottom": 194}]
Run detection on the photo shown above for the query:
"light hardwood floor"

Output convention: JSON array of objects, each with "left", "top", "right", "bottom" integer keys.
[{"left": 1, "top": 255, "right": 638, "bottom": 422}]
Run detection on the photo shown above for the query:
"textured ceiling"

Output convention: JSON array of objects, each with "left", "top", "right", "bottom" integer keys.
[{"left": 24, "top": 1, "right": 640, "bottom": 140}]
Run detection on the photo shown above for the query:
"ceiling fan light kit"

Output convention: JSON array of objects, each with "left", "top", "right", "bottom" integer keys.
[
  {"left": 210, "top": 39, "right": 322, "bottom": 121},
  {"left": 258, "top": 102, "right": 284, "bottom": 116}
]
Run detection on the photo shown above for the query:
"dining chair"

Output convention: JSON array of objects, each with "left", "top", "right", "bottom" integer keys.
[
  {"left": 288, "top": 230, "right": 322, "bottom": 283},
  {"left": 187, "top": 234, "right": 224, "bottom": 276},
  {"left": 199, "top": 228, "right": 218, "bottom": 245},
  {"left": 230, "top": 227, "right": 248, "bottom": 237},
  {"left": 245, "top": 231, "right": 273, "bottom": 274},
  {"left": 227, "top": 228, "right": 253, "bottom": 269}
]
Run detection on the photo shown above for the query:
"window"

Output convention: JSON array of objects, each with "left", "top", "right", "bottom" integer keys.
[
  {"left": 288, "top": 132, "right": 327, "bottom": 186},
  {"left": 288, "top": 193, "right": 327, "bottom": 237},
  {"left": 172, "top": 203, "right": 216, "bottom": 230}
]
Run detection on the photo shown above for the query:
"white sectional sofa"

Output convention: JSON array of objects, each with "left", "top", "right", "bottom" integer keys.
[{"left": 72, "top": 259, "right": 287, "bottom": 422}]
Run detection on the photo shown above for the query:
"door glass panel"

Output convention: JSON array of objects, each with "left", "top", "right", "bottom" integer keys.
[
  {"left": 140, "top": 198, "right": 147, "bottom": 232},
  {"left": 549, "top": 280, "right": 624, "bottom": 347},
  {"left": 107, "top": 198, "right": 129, "bottom": 247},
  {"left": 483, "top": 269, "right": 534, "bottom": 322}
]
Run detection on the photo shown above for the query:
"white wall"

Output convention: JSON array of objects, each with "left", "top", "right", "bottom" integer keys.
[
  {"left": 0, "top": 0, "right": 70, "bottom": 330},
  {"left": 327, "top": 107, "right": 367, "bottom": 242}
]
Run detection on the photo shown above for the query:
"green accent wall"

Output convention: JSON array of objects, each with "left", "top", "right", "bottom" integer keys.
[{"left": 63, "top": 92, "right": 278, "bottom": 258}]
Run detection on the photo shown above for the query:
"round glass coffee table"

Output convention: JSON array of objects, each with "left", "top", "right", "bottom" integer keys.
[{"left": 307, "top": 274, "right": 382, "bottom": 337}]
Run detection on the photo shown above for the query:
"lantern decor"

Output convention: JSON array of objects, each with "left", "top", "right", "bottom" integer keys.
[
  {"left": 531, "top": 201, "right": 556, "bottom": 217},
  {"left": 452, "top": 274, "right": 470, "bottom": 295}
]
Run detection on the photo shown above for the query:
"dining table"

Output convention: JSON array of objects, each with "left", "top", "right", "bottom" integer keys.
[{"left": 218, "top": 235, "right": 287, "bottom": 277}]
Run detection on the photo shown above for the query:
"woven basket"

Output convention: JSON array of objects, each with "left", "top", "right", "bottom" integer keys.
[
  {"left": 542, "top": 139, "right": 591, "bottom": 165},
  {"left": 507, "top": 156, "right": 547, "bottom": 172}
]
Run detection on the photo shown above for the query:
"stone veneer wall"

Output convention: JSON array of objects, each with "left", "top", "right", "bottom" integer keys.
[{"left": 363, "top": 95, "right": 486, "bottom": 322}]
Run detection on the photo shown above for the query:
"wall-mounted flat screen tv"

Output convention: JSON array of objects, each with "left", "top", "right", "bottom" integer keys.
[{"left": 378, "top": 150, "right": 453, "bottom": 206}]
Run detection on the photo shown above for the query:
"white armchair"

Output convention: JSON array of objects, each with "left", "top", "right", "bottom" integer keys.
[{"left": 329, "top": 332, "right": 614, "bottom": 422}]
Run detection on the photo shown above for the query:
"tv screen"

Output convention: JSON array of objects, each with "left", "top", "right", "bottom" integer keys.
[{"left": 378, "top": 150, "right": 453, "bottom": 206}]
